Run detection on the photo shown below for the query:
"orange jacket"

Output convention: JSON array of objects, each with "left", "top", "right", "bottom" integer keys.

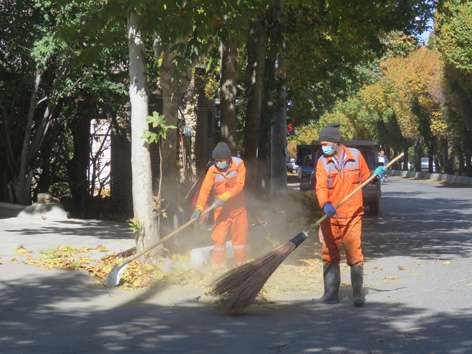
[
  {"left": 315, "top": 145, "right": 370, "bottom": 218},
  {"left": 195, "top": 157, "right": 246, "bottom": 217}
]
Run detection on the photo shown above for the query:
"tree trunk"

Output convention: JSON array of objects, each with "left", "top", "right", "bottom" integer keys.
[
  {"left": 269, "top": 0, "right": 287, "bottom": 196},
  {"left": 270, "top": 60, "right": 287, "bottom": 196},
  {"left": 220, "top": 36, "right": 238, "bottom": 149},
  {"left": 256, "top": 51, "right": 276, "bottom": 194},
  {"left": 111, "top": 114, "right": 132, "bottom": 216},
  {"left": 160, "top": 49, "right": 191, "bottom": 229},
  {"left": 414, "top": 141, "right": 422, "bottom": 171},
  {"left": 440, "top": 137, "right": 448, "bottom": 174},
  {"left": 402, "top": 143, "right": 409, "bottom": 170},
  {"left": 466, "top": 152, "right": 472, "bottom": 176},
  {"left": 160, "top": 51, "right": 179, "bottom": 183},
  {"left": 458, "top": 144, "right": 464, "bottom": 175},
  {"left": 244, "top": 18, "right": 267, "bottom": 191},
  {"left": 195, "top": 67, "right": 215, "bottom": 174},
  {"left": 428, "top": 141, "right": 434, "bottom": 173},
  {"left": 68, "top": 97, "right": 93, "bottom": 214},
  {"left": 12, "top": 68, "right": 42, "bottom": 204},
  {"left": 127, "top": 10, "right": 159, "bottom": 252}
]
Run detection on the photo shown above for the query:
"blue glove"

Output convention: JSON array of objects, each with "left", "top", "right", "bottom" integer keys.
[
  {"left": 374, "top": 166, "right": 386, "bottom": 178},
  {"left": 214, "top": 198, "right": 225, "bottom": 207},
  {"left": 323, "top": 203, "right": 336, "bottom": 217},
  {"left": 191, "top": 209, "right": 201, "bottom": 220}
]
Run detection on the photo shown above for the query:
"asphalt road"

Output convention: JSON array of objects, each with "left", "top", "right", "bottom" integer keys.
[{"left": 1, "top": 177, "right": 471, "bottom": 354}]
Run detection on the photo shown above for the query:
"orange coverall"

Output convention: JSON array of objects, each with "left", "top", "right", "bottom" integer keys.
[
  {"left": 195, "top": 157, "right": 248, "bottom": 265},
  {"left": 315, "top": 146, "right": 371, "bottom": 265}
]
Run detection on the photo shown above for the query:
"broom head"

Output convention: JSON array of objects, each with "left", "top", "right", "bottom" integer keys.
[{"left": 211, "top": 231, "right": 308, "bottom": 313}]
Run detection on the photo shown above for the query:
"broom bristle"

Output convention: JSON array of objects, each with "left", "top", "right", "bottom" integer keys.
[{"left": 211, "top": 242, "right": 296, "bottom": 313}]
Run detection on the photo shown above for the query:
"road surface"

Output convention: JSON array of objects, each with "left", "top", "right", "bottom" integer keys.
[{"left": 1, "top": 177, "right": 471, "bottom": 354}]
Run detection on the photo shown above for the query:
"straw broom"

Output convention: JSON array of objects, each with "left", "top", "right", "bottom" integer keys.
[{"left": 211, "top": 153, "right": 404, "bottom": 313}]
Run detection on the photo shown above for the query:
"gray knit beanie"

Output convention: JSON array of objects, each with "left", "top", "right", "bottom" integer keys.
[
  {"left": 319, "top": 123, "right": 341, "bottom": 143},
  {"left": 212, "top": 142, "right": 232, "bottom": 160}
]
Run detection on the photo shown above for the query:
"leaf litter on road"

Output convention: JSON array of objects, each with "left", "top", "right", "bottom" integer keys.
[{"left": 14, "top": 245, "right": 171, "bottom": 288}]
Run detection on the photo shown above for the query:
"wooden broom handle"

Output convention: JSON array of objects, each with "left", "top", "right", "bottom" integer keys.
[
  {"left": 125, "top": 203, "right": 218, "bottom": 264},
  {"left": 313, "top": 152, "right": 404, "bottom": 227}
]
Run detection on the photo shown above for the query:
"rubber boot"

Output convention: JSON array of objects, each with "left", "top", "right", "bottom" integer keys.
[
  {"left": 351, "top": 264, "right": 364, "bottom": 307},
  {"left": 319, "top": 262, "right": 340, "bottom": 304}
]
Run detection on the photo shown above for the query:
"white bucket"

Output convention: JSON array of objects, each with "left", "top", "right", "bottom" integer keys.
[{"left": 190, "top": 241, "right": 234, "bottom": 268}]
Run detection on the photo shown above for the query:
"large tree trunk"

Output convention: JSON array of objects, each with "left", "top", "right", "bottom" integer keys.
[
  {"left": 269, "top": 0, "right": 287, "bottom": 196},
  {"left": 12, "top": 68, "right": 42, "bottom": 204},
  {"left": 195, "top": 67, "right": 215, "bottom": 175},
  {"left": 68, "top": 97, "right": 93, "bottom": 214},
  {"left": 220, "top": 36, "right": 238, "bottom": 149},
  {"left": 111, "top": 114, "right": 133, "bottom": 217},
  {"left": 160, "top": 49, "right": 191, "bottom": 229},
  {"left": 257, "top": 53, "right": 275, "bottom": 194},
  {"left": 270, "top": 61, "right": 287, "bottom": 196},
  {"left": 127, "top": 10, "right": 159, "bottom": 252},
  {"left": 244, "top": 18, "right": 267, "bottom": 191},
  {"left": 159, "top": 50, "right": 179, "bottom": 183}
]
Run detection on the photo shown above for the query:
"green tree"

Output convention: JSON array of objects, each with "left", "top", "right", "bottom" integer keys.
[{"left": 436, "top": 0, "right": 472, "bottom": 174}]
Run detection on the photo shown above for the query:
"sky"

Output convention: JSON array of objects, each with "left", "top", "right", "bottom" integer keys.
[{"left": 418, "top": 17, "right": 435, "bottom": 44}]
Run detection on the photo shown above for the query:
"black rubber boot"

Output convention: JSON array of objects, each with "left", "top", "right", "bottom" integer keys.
[
  {"left": 351, "top": 264, "right": 364, "bottom": 307},
  {"left": 319, "top": 262, "right": 340, "bottom": 304}
]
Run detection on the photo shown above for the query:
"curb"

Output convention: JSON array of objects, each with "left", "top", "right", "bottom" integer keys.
[
  {"left": 0, "top": 202, "right": 28, "bottom": 210},
  {"left": 391, "top": 170, "right": 472, "bottom": 186}
]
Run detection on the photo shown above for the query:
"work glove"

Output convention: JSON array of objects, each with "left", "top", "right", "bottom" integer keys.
[
  {"left": 323, "top": 203, "right": 336, "bottom": 217},
  {"left": 373, "top": 166, "right": 387, "bottom": 178},
  {"left": 191, "top": 209, "right": 202, "bottom": 220}
]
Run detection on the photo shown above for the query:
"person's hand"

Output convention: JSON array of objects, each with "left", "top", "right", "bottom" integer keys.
[
  {"left": 191, "top": 209, "right": 202, "bottom": 220},
  {"left": 374, "top": 166, "right": 386, "bottom": 178},
  {"left": 323, "top": 203, "right": 336, "bottom": 217}
]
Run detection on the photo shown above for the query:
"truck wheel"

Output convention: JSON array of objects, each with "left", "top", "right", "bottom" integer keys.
[{"left": 369, "top": 201, "right": 379, "bottom": 216}]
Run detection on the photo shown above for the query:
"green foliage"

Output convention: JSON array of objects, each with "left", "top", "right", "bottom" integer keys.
[
  {"left": 284, "top": 1, "right": 434, "bottom": 124},
  {"left": 437, "top": 2, "right": 472, "bottom": 73},
  {"left": 127, "top": 218, "right": 142, "bottom": 234},
  {"left": 143, "top": 111, "right": 176, "bottom": 144}
]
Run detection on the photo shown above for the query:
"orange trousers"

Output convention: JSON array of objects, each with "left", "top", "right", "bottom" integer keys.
[
  {"left": 320, "top": 215, "right": 364, "bottom": 266},
  {"left": 211, "top": 208, "right": 248, "bottom": 265}
]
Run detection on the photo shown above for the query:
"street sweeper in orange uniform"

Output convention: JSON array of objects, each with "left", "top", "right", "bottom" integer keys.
[
  {"left": 192, "top": 142, "right": 248, "bottom": 266},
  {"left": 315, "top": 123, "right": 386, "bottom": 306}
]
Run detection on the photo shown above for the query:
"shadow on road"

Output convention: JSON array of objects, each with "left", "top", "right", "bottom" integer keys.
[
  {"left": 363, "top": 190, "right": 472, "bottom": 260},
  {"left": 1, "top": 272, "right": 471, "bottom": 354},
  {"left": 3, "top": 219, "right": 133, "bottom": 240}
]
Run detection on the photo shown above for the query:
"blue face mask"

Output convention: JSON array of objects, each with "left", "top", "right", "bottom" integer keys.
[
  {"left": 322, "top": 145, "right": 336, "bottom": 156},
  {"left": 216, "top": 161, "right": 228, "bottom": 170}
]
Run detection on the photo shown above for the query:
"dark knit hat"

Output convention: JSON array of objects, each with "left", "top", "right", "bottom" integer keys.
[
  {"left": 319, "top": 123, "right": 341, "bottom": 143},
  {"left": 212, "top": 142, "right": 232, "bottom": 160}
]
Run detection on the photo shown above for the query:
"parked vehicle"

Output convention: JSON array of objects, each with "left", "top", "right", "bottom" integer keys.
[
  {"left": 296, "top": 141, "right": 381, "bottom": 215},
  {"left": 296, "top": 145, "right": 316, "bottom": 190}
]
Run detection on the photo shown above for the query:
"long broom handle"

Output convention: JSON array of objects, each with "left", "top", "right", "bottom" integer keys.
[
  {"left": 184, "top": 161, "right": 211, "bottom": 201},
  {"left": 312, "top": 152, "right": 405, "bottom": 228},
  {"left": 122, "top": 203, "right": 218, "bottom": 265}
]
